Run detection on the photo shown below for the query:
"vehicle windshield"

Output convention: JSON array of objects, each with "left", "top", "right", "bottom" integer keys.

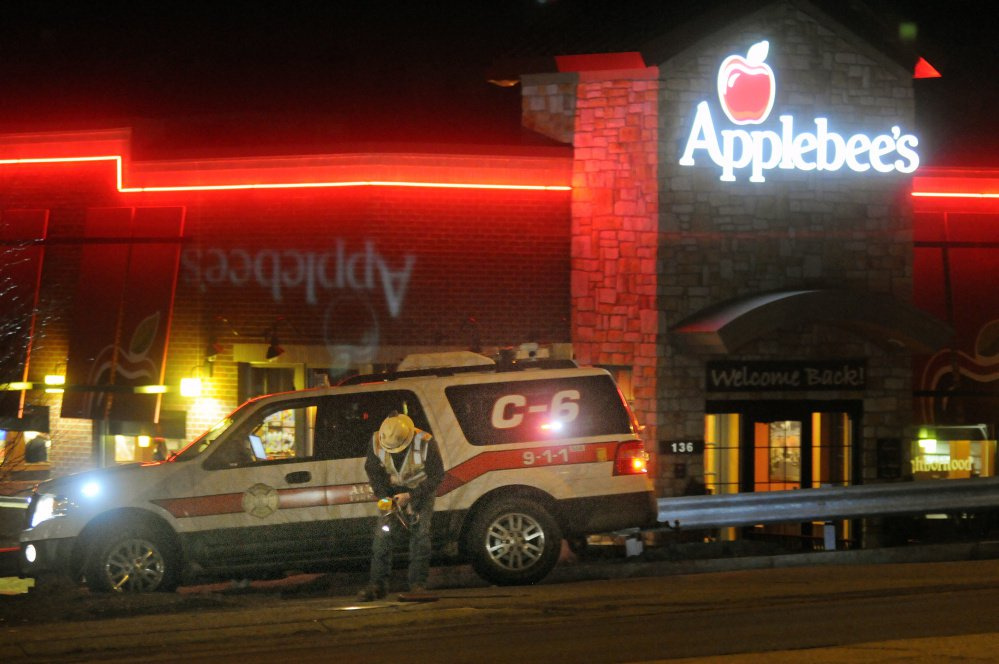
[{"left": 170, "top": 416, "right": 234, "bottom": 461}]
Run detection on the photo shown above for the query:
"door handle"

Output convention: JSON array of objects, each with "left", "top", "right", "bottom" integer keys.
[{"left": 285, "top": 471, "right": 311, "bottom": 484}]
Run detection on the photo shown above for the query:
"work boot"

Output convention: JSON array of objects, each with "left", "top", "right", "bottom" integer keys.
[
  {"left": 398, "top": 584, "right": 436, "bottom": 602},
  {"left": 356, "top": 585, "right": 386, "bottom": 602}
]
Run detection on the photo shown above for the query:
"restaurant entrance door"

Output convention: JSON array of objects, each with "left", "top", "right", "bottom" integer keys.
[{"left": 705, "top": 400, "right": 862, "bottom": 546}]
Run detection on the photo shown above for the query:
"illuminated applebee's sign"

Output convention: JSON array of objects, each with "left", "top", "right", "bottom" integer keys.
[{"left": 679, "top": 41, "right": 919, "bottom": 182}]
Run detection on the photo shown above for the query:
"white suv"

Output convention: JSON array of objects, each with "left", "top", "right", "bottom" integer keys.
[{"left": 20, "top": 353, "right": 655, "bottom": 592}]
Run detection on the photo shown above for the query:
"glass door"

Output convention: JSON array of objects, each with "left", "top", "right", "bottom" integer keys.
[
  {"left": 812, "top": 411, "right": 853, "bottom": 487},
  {"left": 705, "top": 400, "right": 861, "bottom": 547},
  {"left": 755, "top": 419, "right": 801, "bottom": 492}
]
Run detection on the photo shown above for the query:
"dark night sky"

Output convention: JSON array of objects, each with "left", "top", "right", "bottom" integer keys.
[{"left": 0, "top": 1, "right": 994, "bottom": 165}]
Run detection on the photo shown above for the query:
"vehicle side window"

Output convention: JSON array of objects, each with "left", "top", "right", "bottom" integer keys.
[
  {"left": 205, "top": 401, "right": 317, "bottom": 469},
  {"left": 445, "top": 375, "right": 634, "bottom": 446},
  {"left": 314, "top": 390, "right": 431, "bottom": 460}
]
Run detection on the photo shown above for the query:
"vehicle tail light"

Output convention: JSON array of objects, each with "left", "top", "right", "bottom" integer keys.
[{"left": 614, "top": 441, "right": 648, "bottom": 475}]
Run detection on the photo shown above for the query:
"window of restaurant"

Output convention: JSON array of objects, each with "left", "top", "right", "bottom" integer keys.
[
  {"left": 705, "top": 412, "right": 740, "bottom": 495},
  {"left": 0, "top": 430, "right": 50, "bottom": 467},
  {"left": 705, "top": 400, "right": 861, "bottom": 547},
  {"left": 113, "top": 434, "right": 157, "bottom": 463},
  {"left": 238, "top": 364, "right": 297, "bottom": 404},
  {"left": 909, "top": 425, "right": 996, "bottom": 480},
  {"left": 99, "top": 410, "right": 187, "bottom": 465}
]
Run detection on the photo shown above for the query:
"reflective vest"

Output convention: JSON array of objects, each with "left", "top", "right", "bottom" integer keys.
[{"left": 375, "top": 431, "right": 431, "bottom": 489}]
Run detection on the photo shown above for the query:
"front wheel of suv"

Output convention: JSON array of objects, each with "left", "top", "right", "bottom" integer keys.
[
  {"left": 84, "top": 520, "right": 180, "bottom": 593},
  {"left": 467, "top": 498, "right": 562, "bottom": 586}
]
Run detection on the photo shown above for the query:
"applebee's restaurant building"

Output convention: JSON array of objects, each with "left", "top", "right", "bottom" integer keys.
[{"left": 1, "top": 1, "right": 996, "bottom": 545}]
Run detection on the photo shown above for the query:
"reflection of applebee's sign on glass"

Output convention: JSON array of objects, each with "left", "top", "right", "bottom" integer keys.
[{"left": 679, "top": 41, "right": 919, "bottom": 182}]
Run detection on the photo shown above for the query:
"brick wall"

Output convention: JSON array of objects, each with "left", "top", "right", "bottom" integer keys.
[
  {"left": 158, "top": 185, "right": 573, "bottom": 439},
  {"left": 4, "top": 165, "right": 124, "bottom": 474},
  {"left": 4, "top": 158, "right": 572, "bottom": 477}
]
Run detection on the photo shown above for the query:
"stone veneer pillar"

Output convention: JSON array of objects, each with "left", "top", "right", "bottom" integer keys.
[{"left": 523, "top": 67, "right": 662, "bottom": 478}]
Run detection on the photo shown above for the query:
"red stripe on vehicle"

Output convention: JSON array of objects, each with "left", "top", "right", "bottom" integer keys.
[
  {"left": 436, "top": 441, "right": 620, "bottom": 495},
  {"left": 278, "top": 485, "right": 364, "bottom": 509},
  {"left": 152, "top": 493, "right": 245, "bottom": 517},
  {"left": 152, "top": 442, "right": 623, "bottom": 518},
  {"left": 436, "top": 472, "right": 467, "bottom": 496},
  {"left": 276, "top": 487, "right": 326, "bottom": 510},
  {"left": 153, "top": 483, "right": 371, "bottom": 518}
]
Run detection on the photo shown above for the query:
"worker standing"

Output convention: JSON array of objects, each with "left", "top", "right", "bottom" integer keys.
[{"left": 357, "top": 412, "right": 444, "bottom": 601}]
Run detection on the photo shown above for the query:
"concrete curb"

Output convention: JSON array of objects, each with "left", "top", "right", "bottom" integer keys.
[{"left": 430, "top": 539, "right": 999, "bottom": 589}]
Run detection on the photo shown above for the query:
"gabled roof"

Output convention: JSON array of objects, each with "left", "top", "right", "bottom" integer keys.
[
  {"left": 642, "top": 0, "right": 915, "bottom": 73},
  {"left": 491, "top": 0, "right": 917, "bottom": 78}
]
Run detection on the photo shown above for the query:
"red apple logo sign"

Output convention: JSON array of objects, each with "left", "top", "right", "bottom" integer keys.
[
  {"left": 680, "top": 39, "right": 920, "bottom": 181},
  {"left": 716, "top": 40, "right": 775, "bottom": 125}
]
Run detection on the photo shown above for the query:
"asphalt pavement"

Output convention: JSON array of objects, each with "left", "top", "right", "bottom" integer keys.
[{"left": 2, "top": 539, "right": 999, "bottom": 661}]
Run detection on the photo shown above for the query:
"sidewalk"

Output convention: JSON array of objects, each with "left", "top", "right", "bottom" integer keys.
[
  {"left": 2, "top": 540, "right": 999, "bottom": 662},
  {"left": 665, "top": 632, "right": 999, "bottom": 663}
]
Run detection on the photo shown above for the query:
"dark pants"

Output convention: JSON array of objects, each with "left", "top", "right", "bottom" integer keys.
[{"left": 368, "top": 495, "right": 435, "bottom": 591}]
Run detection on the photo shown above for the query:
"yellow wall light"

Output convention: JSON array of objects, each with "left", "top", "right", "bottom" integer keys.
[
  {"left": 180, "top": 377, "right": 203, "bottom": 398},
  {"left": 43, "top": 374, "right": 65, "bottom": 394},
  {"left": 918, "top": 438, "right": 938, "bottom": 454}
]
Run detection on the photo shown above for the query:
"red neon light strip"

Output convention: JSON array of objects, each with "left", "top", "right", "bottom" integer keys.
[
  {"left": 911, "top": 191, "right": 999, "bottom": 199},
  {"left": 133, "top": 181, "right": 572, "bottom": 192},
  {"left": 0, "top": 155, "right": 571, "bottom": 193}
]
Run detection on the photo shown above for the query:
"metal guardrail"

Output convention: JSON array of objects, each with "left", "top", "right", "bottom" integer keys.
[
  {"left": 1, "top": 496, "right": 29, "bottom": 554},
  {"left": 0, "top": 496, "right": 28, "bottom": 576},
  {"left": 657, "top": 476, "right": 999, "bottom": 530},
  {"left": 0, "top": 496, "right": 29, "bottom": 509}
]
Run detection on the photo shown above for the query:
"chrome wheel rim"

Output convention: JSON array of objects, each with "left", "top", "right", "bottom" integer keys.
[
  {"left": 103, "top": 538, "right": 166, "bottom": 592},
  {"left": 484, "top": 512, "right": 546, "bottom": 571}
]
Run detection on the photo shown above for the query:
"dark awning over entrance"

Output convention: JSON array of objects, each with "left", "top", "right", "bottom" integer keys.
[{"left": 670, "top": 290, "right": 953, "bottom": 355}]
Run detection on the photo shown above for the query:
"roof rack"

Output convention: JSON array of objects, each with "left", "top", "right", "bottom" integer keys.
[{"left": 337, "top": 357, "right": 579, "bottom": 386}]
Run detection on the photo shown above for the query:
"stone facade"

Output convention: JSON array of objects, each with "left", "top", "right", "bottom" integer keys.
[
  {"left": 656, "top": 3, "right": 918, "bottom": 494},
  {"left": 521, "top": 76, "right": 577, "bottom": 145},
  {"left": 523, "top": 2, "right": 923, "bottom": 498}
]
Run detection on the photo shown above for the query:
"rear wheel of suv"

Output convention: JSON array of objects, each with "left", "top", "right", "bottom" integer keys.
[
  {"left": 467, "top": 498, "right": 562, "bottom": 586},
  {"left": 84, "top": 521, "right": 180, "bottom": 593}
]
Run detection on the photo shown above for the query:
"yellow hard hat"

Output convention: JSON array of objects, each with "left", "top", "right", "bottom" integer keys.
[{"left": 378, "top": 413, "right": 415, "bottom": 452}]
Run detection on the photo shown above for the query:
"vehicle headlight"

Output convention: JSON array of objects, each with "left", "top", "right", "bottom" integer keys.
[{"left": 30, "top": 493, "right": 72, "bottom": 528}]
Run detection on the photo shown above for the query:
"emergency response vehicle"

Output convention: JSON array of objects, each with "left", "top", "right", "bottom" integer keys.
[{"left": 19, "top": 352, "right": 656, "bottom": 592}]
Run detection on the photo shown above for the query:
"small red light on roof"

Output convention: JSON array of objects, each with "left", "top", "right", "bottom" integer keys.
[
  {"left": 555, "top": 52, "right": 646, "bottom": 73},
  {"left": 914, "top": 57, "right": 941, "bottom": 79}
]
